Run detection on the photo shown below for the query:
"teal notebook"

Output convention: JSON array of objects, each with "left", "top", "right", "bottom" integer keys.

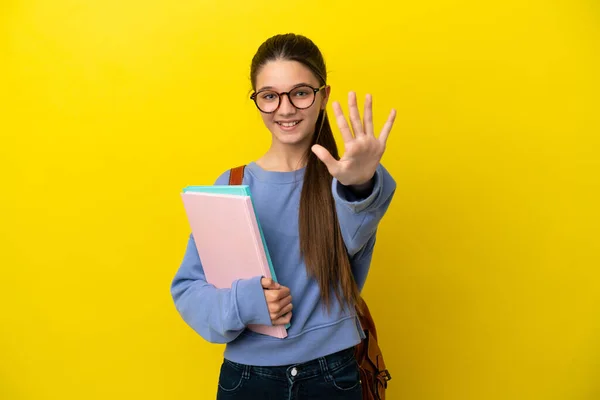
[{"left": 183, "top": 184, "right": 289, "bottom": 329}]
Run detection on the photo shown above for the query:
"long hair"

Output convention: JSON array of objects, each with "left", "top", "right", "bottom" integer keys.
[{"left": 250, "top": 33, "right": 360, "bottom": 312}]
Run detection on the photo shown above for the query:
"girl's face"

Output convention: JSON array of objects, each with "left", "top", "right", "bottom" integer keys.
[{"left": 254, "top": 59, "right": 330, "bottom": 149}]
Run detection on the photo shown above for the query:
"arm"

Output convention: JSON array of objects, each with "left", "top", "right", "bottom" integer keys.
[
  {"left": 332, "top": 163, "right": 396, "bottom": 257},
  {"left": 170, "top": 168, "right": 272, "bottom": 343},
  {"left": 310, "top": 92, "right": 397, "bottom": 256},
  {"left": 170, "top": 234, "right": 273, "bottom": 344}
]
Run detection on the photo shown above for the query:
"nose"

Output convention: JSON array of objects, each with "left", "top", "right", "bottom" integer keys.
[{"left": 277, "top": 94, "right": 296, "bottom": 115}]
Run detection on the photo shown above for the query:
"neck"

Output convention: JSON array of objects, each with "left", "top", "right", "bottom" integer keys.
[{"left": 257, "top": 139, "right": 311, "bottom": 172}]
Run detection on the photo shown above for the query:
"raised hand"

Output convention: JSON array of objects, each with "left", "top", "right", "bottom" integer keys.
[
  {"left": 261, "top": 277, "right": 293, "bottom": 326},
  {"left": 311, "top": 91, "right": 396, "bottom": 187}
]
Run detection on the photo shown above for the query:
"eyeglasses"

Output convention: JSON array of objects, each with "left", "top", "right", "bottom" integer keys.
[{"left": 250, "top": 84, "right": 327, "bottom": 113}]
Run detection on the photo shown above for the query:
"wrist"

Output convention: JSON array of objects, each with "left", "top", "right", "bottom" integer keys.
[{"left": 347, "top": 176, "right": 375, "bottom": 196}]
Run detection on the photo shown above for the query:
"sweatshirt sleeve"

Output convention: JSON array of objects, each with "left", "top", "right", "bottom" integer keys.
[
  {"left": 332, "top": 163, "right": 396, "bottom": 258},
  {"left": 170, "top": 234, "right": 273, "bottom": 344},
  {"left": 170, "top": 168, "right": 272, "bottom": 344}
]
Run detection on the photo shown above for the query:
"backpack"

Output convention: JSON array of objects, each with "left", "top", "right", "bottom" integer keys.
[{"left": 228, "top": 165, "right": 391, "bottom": 400}]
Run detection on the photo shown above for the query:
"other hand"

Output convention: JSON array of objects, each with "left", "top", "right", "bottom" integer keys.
[
  {"left": 261, "top": 278, "right": 293, "bottom": 326},
  {"left": 312, "top": 91, "right": 396, "bottom": 187}
]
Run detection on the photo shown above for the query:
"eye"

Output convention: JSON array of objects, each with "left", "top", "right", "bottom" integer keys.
[
  {"left": 260, "top": 92, "right": 278, "bottom": 101},
  {"left": 292, "top": 88, "right": 310, "bottom": 97}
]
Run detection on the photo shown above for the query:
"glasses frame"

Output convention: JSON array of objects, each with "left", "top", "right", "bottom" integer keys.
[{"left": 250, "top": 84, "right": 327, "bottom": 114}]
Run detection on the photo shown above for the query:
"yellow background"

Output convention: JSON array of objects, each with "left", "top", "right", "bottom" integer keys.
[{"left": 1, "top": 0, "right": 599, "bottom": 399}]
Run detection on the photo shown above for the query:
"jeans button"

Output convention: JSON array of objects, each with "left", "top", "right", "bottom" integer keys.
[{"left": 291, "top": 367, "right": 298, "bottom": 377}]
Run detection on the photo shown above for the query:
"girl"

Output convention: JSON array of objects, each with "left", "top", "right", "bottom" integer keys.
[{"left": 171, "top": 33, "right": 397, "bottom": 399}]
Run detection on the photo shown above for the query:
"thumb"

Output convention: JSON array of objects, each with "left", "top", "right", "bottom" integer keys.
[
  {"left": 311, "top": 144, "right": 338, "bottom": 174},
  {"left": 261, "top": 277, "right": 280, "bottom": 290}
]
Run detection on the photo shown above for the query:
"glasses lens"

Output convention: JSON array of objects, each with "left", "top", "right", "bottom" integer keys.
[
  {"left": 289, "top": 86, "right": 316, "bottom": 109},
  {"left": 255, "top": 91, "right": 279, "bottom": 113}
]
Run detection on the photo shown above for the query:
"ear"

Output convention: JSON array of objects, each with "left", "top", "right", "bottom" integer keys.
[{"left": 320, "top": 85, "right": 331, "bottom": 110}]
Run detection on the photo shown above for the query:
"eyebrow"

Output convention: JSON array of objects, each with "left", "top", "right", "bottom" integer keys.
[{"left": 256, "top": 82, "right": 315, "bottom": 93}]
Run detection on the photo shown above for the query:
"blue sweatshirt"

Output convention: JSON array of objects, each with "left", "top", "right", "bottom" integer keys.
[{"left": 170, "top": 161, "right": 396, "bottom": 366}]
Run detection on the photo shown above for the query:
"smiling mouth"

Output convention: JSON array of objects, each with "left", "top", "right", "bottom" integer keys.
[{"left": 276, "top": 120, "right": 302, "bottom": 127}]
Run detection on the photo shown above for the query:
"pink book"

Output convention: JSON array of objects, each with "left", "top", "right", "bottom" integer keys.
[{"left": 180, "top": 191, "right": 288, "bottom": 339}]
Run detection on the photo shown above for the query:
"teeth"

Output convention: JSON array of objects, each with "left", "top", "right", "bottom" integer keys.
[{"left": 278, "top": 121, "right": 300, "bottom": 127}]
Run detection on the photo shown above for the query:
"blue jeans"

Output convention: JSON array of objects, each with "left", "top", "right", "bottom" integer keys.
[{"left": 216, "top": 346, "right": 363, "bottom": 400}]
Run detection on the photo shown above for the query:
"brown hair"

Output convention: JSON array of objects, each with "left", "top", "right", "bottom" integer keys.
[{"left": 250, "top": 33, "right": 360, "bottom": 312}]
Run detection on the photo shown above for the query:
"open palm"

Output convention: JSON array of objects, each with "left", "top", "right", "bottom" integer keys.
[{"left": 312, "top": 91, "right": 396, "bottom": 187}]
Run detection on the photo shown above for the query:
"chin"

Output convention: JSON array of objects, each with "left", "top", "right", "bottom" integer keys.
[{"left": 277, "top": 134, "right": 309, "bottom": 145}]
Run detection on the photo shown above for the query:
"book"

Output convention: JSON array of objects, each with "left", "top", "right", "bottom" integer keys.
[
  {"left": 181, "top": 185, "right": 288, "bottom": 339},
  {"left": 183, "top": 185, "right": 278, "bottom": 283}
]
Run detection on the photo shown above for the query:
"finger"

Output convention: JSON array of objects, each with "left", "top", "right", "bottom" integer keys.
[
  {"left": 265, "top": 287, "right": 287, "bottom": 303},
  {"left": 266, "top": 287, "right": 288, "bottom": 304},
  {"left": 269, "top": 302, "right": 288, "bottom": 318},
  {"left": 266, "top": 291, "right": 279, "bottom": 304},
  {"left": 363, "top": 94, "right": 374, "bottom": 136},
  {"left": 270, "top": 301, "right": 288, "bottom": 316},
  {"left": 261, "top": 277, "right": 280, "bottom": 290},
  {"left": 378, "top": 108, "right": 397, "bottom": 145},
  {"left": 348, "top": 91, "right": 364, "bottom": 136},
  {"left": 275, "top": 302, "right": 293, "bottom": 319},
  {"left": 275, "top": 287, "right": 291, "bottom": 301},
  {"left": 278, "top": 294, "right": 292, "bottom": 308},
  {"left": 283, "top": 311, "right": 293, "bottom": 324},
  {"left": 273, "top": 311, "right": 292, "bottom": 326},
  {"left": 311, "top": 144, "right": 339, "bottom": 176},
  {"left": 332, "top": 101, "right": 354, "bottom": 143}
]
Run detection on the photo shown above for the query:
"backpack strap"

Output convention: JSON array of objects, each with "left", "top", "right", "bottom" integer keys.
[{"left": 228, "top": 165, "right": 246, "bottom": 185}]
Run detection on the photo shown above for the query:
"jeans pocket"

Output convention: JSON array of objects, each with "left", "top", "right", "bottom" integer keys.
[
  {"left": 328, "top": 357, "right": 362, "bottom": 392},
  {"left": 217, "top": 360, "right": 248, "bottom": 393}
]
